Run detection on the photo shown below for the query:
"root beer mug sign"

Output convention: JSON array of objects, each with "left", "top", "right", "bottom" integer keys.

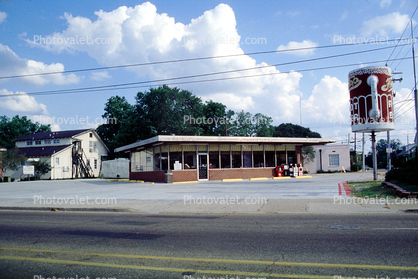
[{"left": 348, "top": 66, "right": 394, "bottom": 133}]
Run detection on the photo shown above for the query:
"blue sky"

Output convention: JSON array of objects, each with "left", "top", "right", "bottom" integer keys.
[{"left": 0, "top": 0, "right": 417, "bottom": 149}]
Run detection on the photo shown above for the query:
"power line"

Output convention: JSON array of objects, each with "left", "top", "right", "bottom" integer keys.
[
  {"left": 0, "top": 37, "right": 414, "bottom": 80},
  {"left": 0, "top": 56, "right": 412, "bottom": 98},
  {"left": 386, "top": 4, "right": 418, "bottom": 66}
]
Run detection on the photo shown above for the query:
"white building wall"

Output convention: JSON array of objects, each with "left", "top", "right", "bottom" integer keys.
[
  {"left": 101, "top": 158, "right": 130, "bottom": 178},
  {"left": 305, "top": 144, "right": 351, "bottom": 173},
  {"left": 73, "top": 130, "right": 108, "bottom": 177},
  {"left": 50, "top": 148, "right": 72, "bottom": 179}
]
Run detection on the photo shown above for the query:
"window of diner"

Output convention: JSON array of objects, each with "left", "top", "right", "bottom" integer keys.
[
  {"left": 209, "top": 144, "right": 219, "bottom": 169},
  {"left": 242, "top": 145, "right": 252, "bottom": 168},
  {"left": 169, "top": 144, "right": 182, "bottom": 170},
  {"left": 253, "top": 144, "right": 264, "bottom": 167},
  {"left": 153, "top": 146, "right": 161, "bottom": 171},
  {"left": 287, "top": 145, "right": 296, "bottom": 165},
  {"left": 130, "top": 151, "right": 141, "bottom": 172},
  {"left": 265, "top": 144, "right": 275, "bottom": 167},
  {"left": 183, "top": 145, "right": 196, "bottom": 169},
  {"left": 144, "top": 148, "right": 154, "bottom": 171},
  {"left": 160, "top": 145, "right": 168, "bottom": 171},
  {"left": 231, "top": 145, "right": 241, "bottom": 168},
  {"left": 276, "top": 145, "right": 287, "bottom": 165},
  {"left": 220, "top": 144, "right": 230, "bottom": 168}
]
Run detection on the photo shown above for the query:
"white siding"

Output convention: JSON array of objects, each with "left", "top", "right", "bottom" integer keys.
[
  {"left": 73, "top": 130, "right": 108, "bottom": 177},
  {"left": 305, "top": 144, "right": 351, "bottom": 173}
]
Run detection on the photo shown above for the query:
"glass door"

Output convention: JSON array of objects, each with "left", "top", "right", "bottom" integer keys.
[{"left": 198, "top": 154, "right": 208, "bottom": 180}]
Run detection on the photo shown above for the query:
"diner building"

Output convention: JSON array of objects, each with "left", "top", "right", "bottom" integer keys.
[{"left": 115, "top": 135, "right": 336, "bottom": 183}]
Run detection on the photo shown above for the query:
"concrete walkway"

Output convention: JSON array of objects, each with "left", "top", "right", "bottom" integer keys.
[{"left": 0, "top": 172, "right": 417, "bottom": 214}]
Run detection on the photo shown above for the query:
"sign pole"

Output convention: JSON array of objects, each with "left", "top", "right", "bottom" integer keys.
[{"left": 371, "top": 131, "right": 377, "bottom": 180}]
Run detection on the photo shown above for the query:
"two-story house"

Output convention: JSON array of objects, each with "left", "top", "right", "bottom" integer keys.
[{"left": 11, "top": 129, "right": 109, "bottom": 180}]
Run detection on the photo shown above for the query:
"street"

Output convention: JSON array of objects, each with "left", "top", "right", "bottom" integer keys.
[{"left": 0, "top": 210, "right": 417, "bottom": 279}]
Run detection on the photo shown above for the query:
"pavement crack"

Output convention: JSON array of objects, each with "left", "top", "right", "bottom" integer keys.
[{"left": 257, "top": 199, "right": 269, "bottom": 212}]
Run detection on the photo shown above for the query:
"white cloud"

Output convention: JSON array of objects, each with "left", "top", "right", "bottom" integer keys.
[
  {"left": 361, "top": 12, "right": 411, "bottom": 36},
  {"left": 30, "top": 3, "right": 305, "bottom": 122},
  {"left": 394, "top": 87, "right": 415, "bottom": 126},
  {"left": 30, "top": 115, "right": 60, "bottom": 131},
  {"left": 90, "top": 71, "right": 111, "bottom": 81},
  {"left": 303, "top": 76, "right": 349, "bottom": 125},
  {"left": 0, "top": 11, "right": 7, "bottom": 24},
  {"left": 380, "top": 0, "right": 392, "bottom": 8},
  {"left": 0, "top": 43, "right": 80, "bottom": 85},
  {"left": 0, "top": 89, "right": 48, "bottom": 114},
  {"left": 277, "top": 40, "right": 318, "bottom": 56},
  {"left": 340, "top": 11, "right": 348, "bottom": 21}
]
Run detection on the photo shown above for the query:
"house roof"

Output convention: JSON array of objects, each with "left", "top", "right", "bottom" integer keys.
[
  {"left": 14, "top": 129, "right": 92, "bottom": 141},
  {"left": 16, "top": 145, "right": 72, "bottom": 157},
  {"left": 115, "top": 135, "right": 337, "bottom": 153}
]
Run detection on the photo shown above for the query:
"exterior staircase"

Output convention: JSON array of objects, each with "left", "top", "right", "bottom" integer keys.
[{"left": 72, "top": 141, "right": 94, "bottom": 178}]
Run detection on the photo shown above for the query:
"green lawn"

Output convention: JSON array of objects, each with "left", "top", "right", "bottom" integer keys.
[{"left": 347, "top": 180, "right": 396, "bottom": 198}]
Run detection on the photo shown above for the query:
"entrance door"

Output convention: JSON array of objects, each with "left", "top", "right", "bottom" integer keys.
[{"left": 198, "top": 154, "right": 208, "bottom": 180}]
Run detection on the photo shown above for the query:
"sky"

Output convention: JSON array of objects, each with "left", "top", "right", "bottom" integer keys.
[{"left": 0, "top": 0, "right": 417, "bottom": 151}]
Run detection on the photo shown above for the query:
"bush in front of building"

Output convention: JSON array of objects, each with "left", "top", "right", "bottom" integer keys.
[
  {"left": 385, "top": 156, "right": 418, "bottom": 186},
  {"left": 351, "top": 163, "right": 362, "bottom": 172}
]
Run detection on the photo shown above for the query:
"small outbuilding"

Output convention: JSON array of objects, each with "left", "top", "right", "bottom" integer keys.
[
  {"left": 115, "top": 135, "right": 336, "bottom": 183},
  {"left": 305, "top": 144, "right": 351, "bottom": 173}
]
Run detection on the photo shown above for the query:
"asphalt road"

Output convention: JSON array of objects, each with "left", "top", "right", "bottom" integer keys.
[{"left": 0, "top": 211, "right": 417, "bottom": 279}]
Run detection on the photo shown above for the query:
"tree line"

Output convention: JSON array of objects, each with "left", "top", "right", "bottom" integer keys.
[{"left": 95, "top": 85, "right": 321, "bottom": 157}]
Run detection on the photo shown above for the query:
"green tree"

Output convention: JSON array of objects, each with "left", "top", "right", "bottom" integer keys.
[
  {"left": 0, "top": 149, "right": 26, "bottom": 172},
  {"left": 0, "top": 115, "right": 51, "bottom": 149},
  {"left": 96, "top": 96, "right": 138, "bottom": 158},
  {"left": 366, "top": 139, "right": 402, "bottom": 168},
  {"left": 227, "top": 111, "right": 274, "bottom": 137},
  {"left": 273, "top": 123, "right": 321, "bottom": 138},
  {"left": 201, "top": 100, "right": 227, "bottom": 136},
  {"left": 135, "top": 85, "right": 205, "bottom": 137},
  {"left": 302, "top": 146, "right": 316, "bottom": 164},
  {"left": 32, "top": 160, "right": 52, "bottom": 179}
]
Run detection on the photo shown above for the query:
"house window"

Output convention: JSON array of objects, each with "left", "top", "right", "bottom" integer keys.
[
  {"left": 89, "top": 132, "right": 93, "bottom": 138},
  {"left": 53, "top": 139, "right": 60, "bottom": 144},
  {"left": 94, "top": 159, "right": 98, "bottom": 169},
  {"left": 89, "top": 141, "right": 97, "bottom": 153},
  {"left": 329, "top": 154, "right": 340, "bottom": 166},
  {"left": 55, "top": 157, "right": 60, "bottom": 166},
  {"left": 44, "top": 139, "right": 51, "bottom": 144},
  {"left": 26, "top": 140, "right": 33, "bottom": 146},
  {"left": 35, "top": 140, "right": 42, "bottom": 145}
]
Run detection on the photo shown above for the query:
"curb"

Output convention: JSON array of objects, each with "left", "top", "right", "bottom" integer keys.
[
  {"left": 382, "top": 181, "right": 418, "bottom": 198},
  {"left": 0, "top": 207, "right": 132, "bottom": 212}
]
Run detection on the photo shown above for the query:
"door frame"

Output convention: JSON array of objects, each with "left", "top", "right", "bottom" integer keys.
[{"left": 197, "top": 153, "right": 209, "bottom": 181}]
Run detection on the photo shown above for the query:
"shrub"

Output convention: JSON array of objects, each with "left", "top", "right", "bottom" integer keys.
[
  {"left": 351, "top": 163, "right": 362, "bottom": 172},
  {"left": 385, "top": 157, "right": 418, "bottom": 186}
]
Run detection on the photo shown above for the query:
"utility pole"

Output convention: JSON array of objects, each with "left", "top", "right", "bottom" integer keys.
[
  {"left": 387, "top": 131, "right": 391, "bottom": 171},
  {"left": 299, "top": 96, "right": 302, "bottom": 125},
  {"left": 371, "top": 132, "right": 377, "bottom": 180},
  {"left": 412, "top": 20, "right": 418, "bottom": 155},
  {"left": 362, "top": 133, "right": 365, "bottom": 172},
  {"left": 354, "top": 133, "right": 357, "bottom": 164}
]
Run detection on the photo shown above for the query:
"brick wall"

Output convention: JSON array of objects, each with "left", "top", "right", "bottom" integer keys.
[
  {"left": 209, "top": 168, "right": 276, "bottom": 181},
  {"left": 172, "top": 170, "right": 198, "bottom": 182},
  {"left": 130, "top": 171, "right": 166, "bottom": 183}
]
